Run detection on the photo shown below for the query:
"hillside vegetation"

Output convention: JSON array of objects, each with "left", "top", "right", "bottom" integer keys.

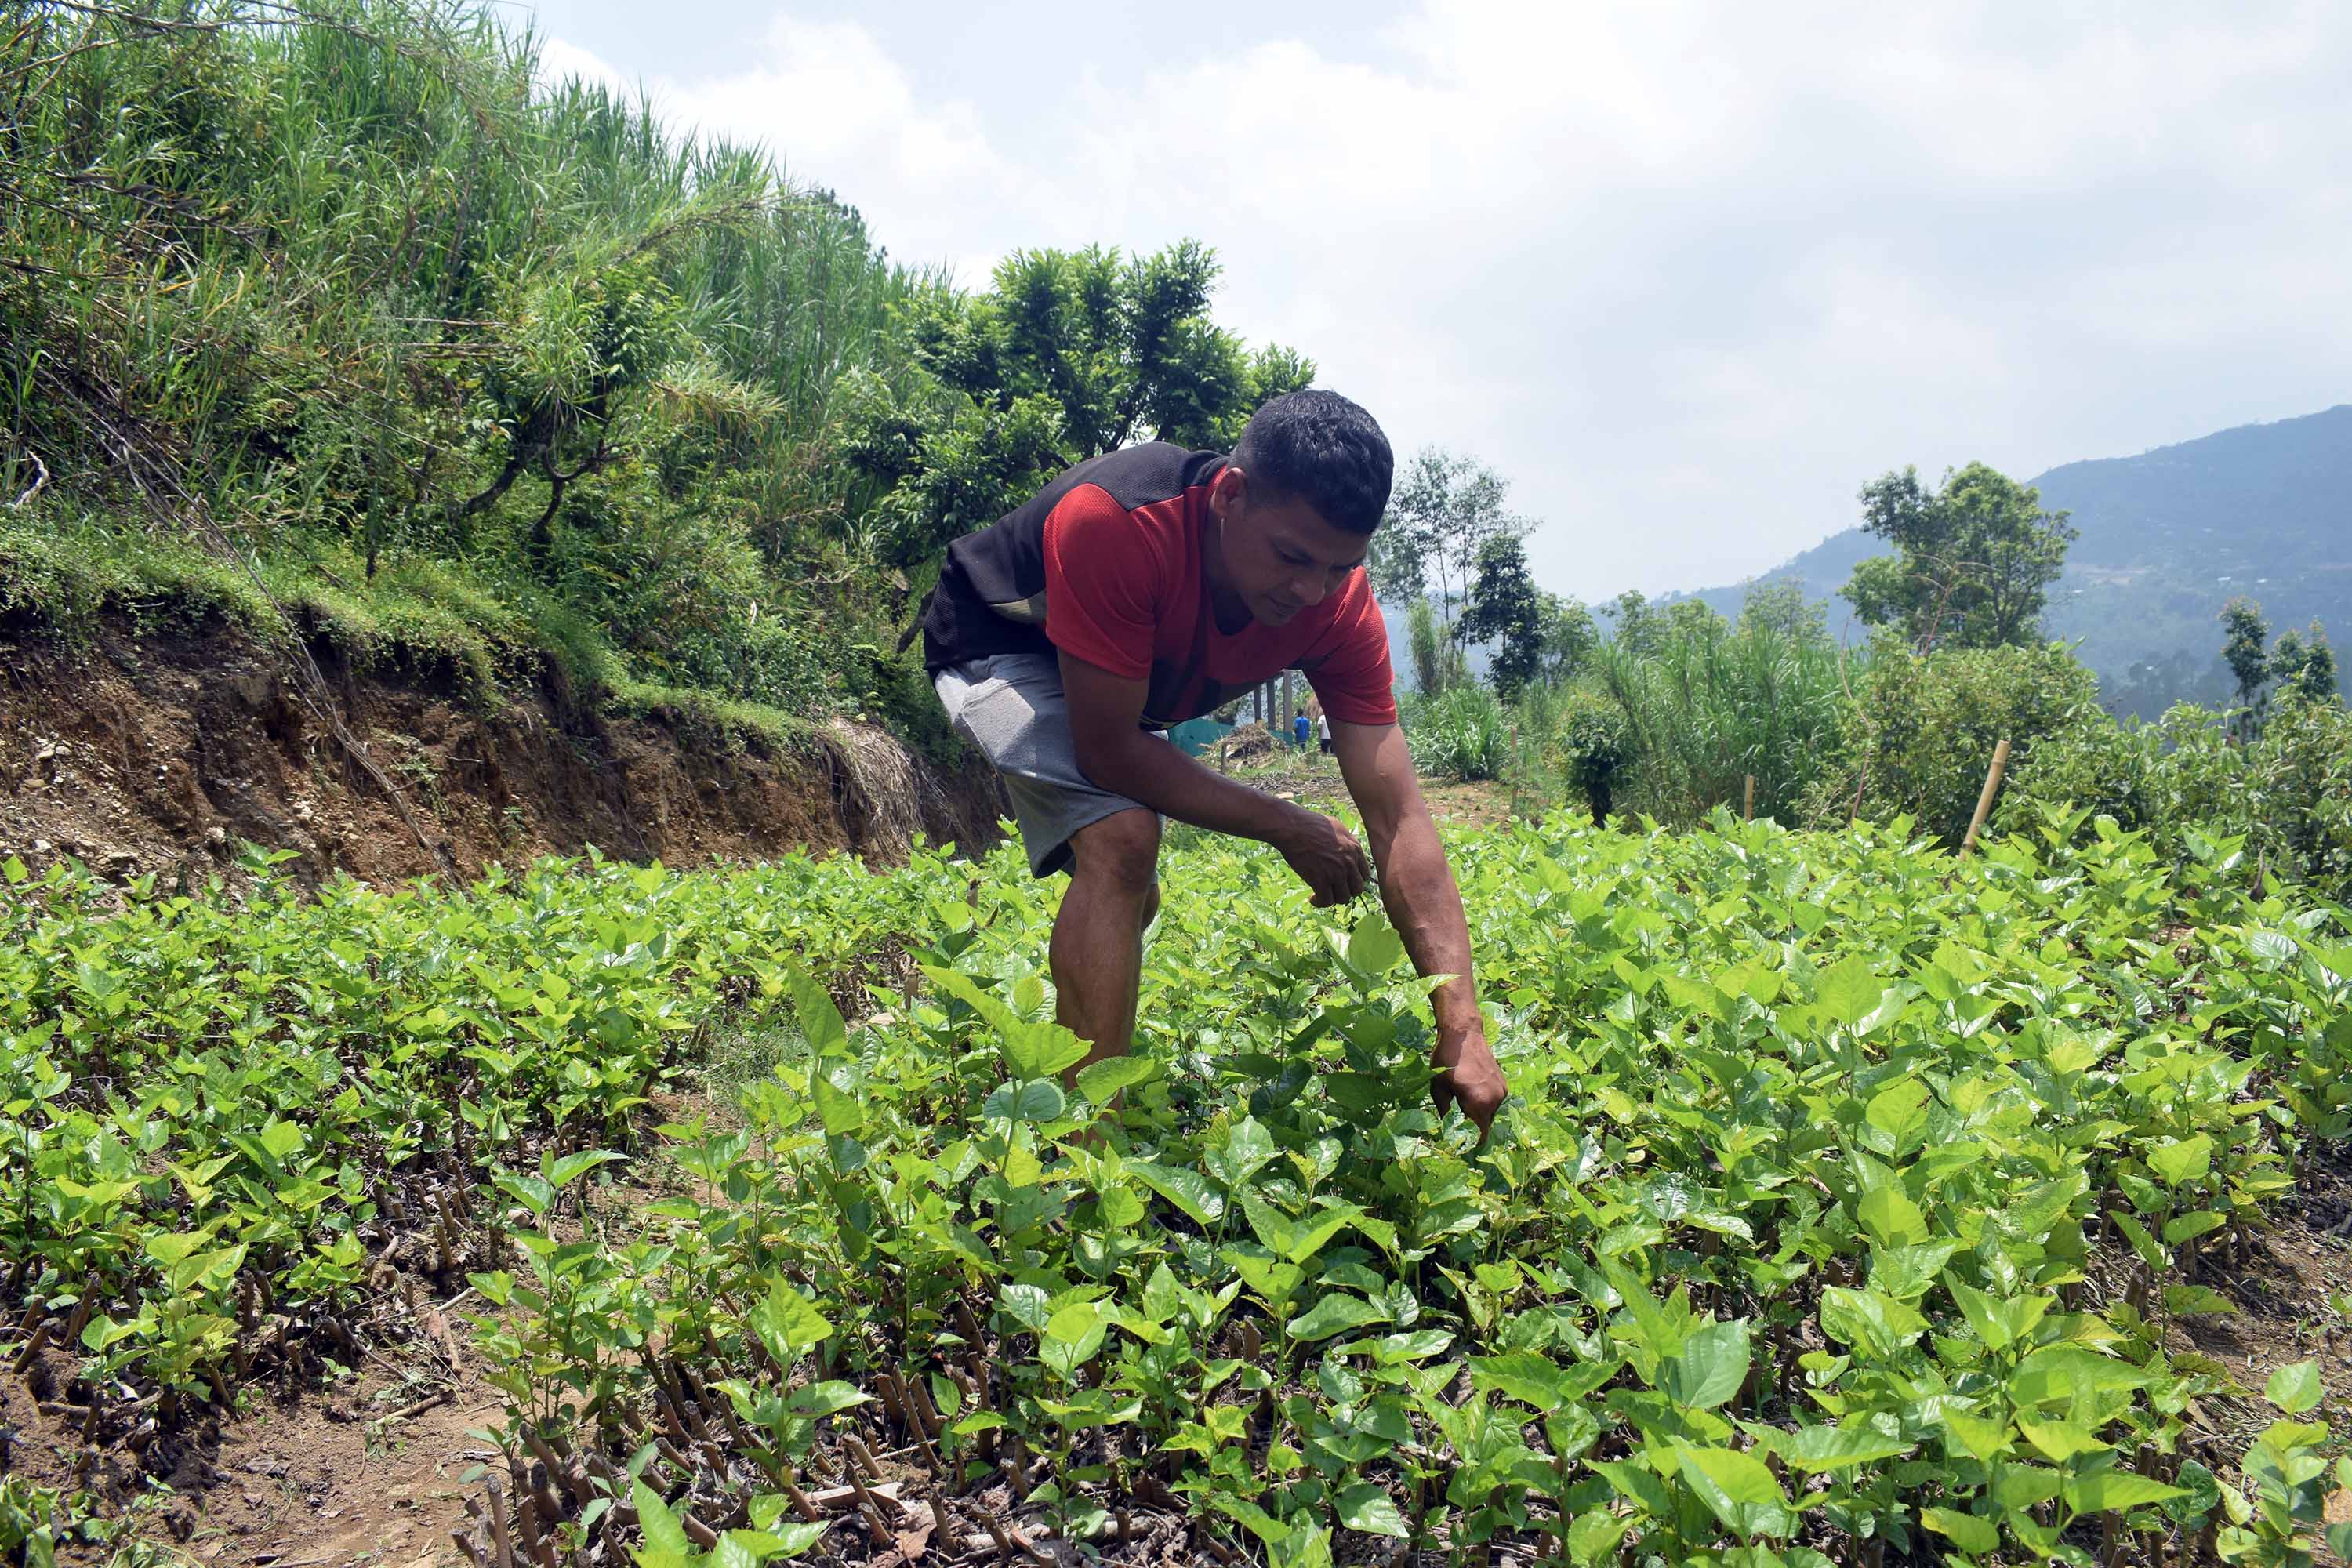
[{"left": 0, "top": 1, "right": 1295, "bottom": 759}]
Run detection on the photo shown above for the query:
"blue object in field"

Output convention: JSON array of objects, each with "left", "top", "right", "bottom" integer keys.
[
  {"left": 1294, "top": 713, "right": 1312, "bottom": 746},
  {"left": 1165, "top": 715, "right": 1234, "bottom": 758}
]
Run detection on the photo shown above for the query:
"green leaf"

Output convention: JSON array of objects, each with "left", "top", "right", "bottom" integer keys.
[
  {"left": 1921, "top": 1506, "right": 1999, "bottom": 1555},
  {"left": 1661, "top": 1318, "right": 1751, "bottom": 1410},
  {"left": 982, "top": 1079, "right": 1065, "bottom": 1123},
  {"left": 546, "top": 1149, "right": 625, "bottom": 1189},
  {"left": 746, "top": 1280, "right": 833, "bottom": 1366},
  {"left": 2145, "top": 1134, "right": 2213, "bottom": 1187},
  {"left": 1001, "top": 1017, "right": 1089, "bottom": 1082},
  {"left": 2265, "top": 1359, "right": 2323, "bottom": 1415},
  {"left": 1857, "top": 1185, "right": 1929, "bottom": 1248},
  {"left": 810, "top": 1064, "right": 864, "bottom": 1134},
  {"left": 1270, "top": 1524, "right": 1334, "bottom": 1568},
  {"left": 1044, "top": 1298, "right": 1105, "bottom": 1373},
  {"left": 1289, "top": 1293, "right": 1387, "bottom": 1341},
  {"left": 2065, "top": 1467, "right": 2186, "bottom": 1514},
  {"left": 1074, "top": 1054, "right": 1158, "bottom": 1104},
  {"left": 2017, "top": 1417, "right": 2109, "bottom": 1461},
  {"left": 1346, "top": 911, "right": 1407, "bottom": 976},
  {"left": 1864, "top": 1080, "right": 1929, "bottom": 1152},
  {"left": 1945, "top": 1278, "right": 2049, "bottom": 1353},
  {"left": 258, "top": 1118, "right": 306, "bottom": 1161},
  {"left": 493, "top": 1171, "right": 555, "bottom": 1216},
  {"left": 1868, "top": 1239, "right": 1958, "bottom": 1299},
  {"left": 786, "top": 1381, "right": 869, "bottom": 1417},
  {"left": 1672, "top": 1441, "right": 1791, "bottom": 1541},
  {"left": 1819, "top": 1287, "right": 1926, "bottom": 1356},
  {"left": 634, "top": 1478, "right": 694, "bottom": 1559},
  {"left": 1045, "top": 1301, "right": 1108, "bottom": 1355},
  {"left": 1938, "top": 1408, "right": 2012, "bottom": 1465},
  {"left": 1816, "top": 955, "right": 1886, "bottom": 1027},
  {"left": 1763, "top": 1423, "right": 1911, "bottom": 1473},
  {"left": 1207, "top": 1116, "right": 1278, "bottom": 1191},
  {"left": 2009, "top": 1346, "right": 2153, "bottom": 1407},
  {"left": 1131, "top": 1162, "right": 1225, "bottom": 1227},
  {"left": 2109, "top": 1210, "right": 2169, "bottom": 1272},
  {"left": 1472, "top": 1351, "right": 1576, "bottom": 1411},
  {"left": 1334, "top": 1483, "right": 1411, "bottom": 1537},
  {"left": 786, "top": 967, "right": 848, "bottom": 1059}
]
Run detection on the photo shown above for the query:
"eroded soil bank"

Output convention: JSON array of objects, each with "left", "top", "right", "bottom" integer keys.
[{"left": 0, "top": 619, "right": 1007, "bottom": 887}]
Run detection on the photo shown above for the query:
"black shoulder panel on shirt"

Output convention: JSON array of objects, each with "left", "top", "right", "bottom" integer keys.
[{"left": 921, "top": 445, "right": 1225, "bottom": 672}]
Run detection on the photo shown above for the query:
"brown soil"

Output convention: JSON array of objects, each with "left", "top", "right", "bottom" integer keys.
[
  {"left": 0, "top": 618, "right": 1007, "bottom": 889},
  {"left": 1226, "top": 746, "right": 1523, "bottom": 833}
]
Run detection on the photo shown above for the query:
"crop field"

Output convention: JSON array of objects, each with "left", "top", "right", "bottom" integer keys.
[{"left": 3, "top": 811, "right": 2350, "bottom": 1567}]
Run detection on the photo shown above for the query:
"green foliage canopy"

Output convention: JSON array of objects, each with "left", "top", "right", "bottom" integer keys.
[
  {"left": 1454, "top": 535, "right": 1547, "bottom": 695},
  {"left": 1845, "top": 462, "right": 2079, "bottom": 651},
  {"left": 840, "top": 241, "right": 1313, "bottom": 571}
]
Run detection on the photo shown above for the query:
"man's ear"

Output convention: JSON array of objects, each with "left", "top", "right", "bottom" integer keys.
[{"left": 1208, "top": 463, "right": 1247, "bottom": 523}]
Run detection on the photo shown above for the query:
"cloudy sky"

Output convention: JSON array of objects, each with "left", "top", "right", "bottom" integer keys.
[{"left": 519, "top": 0, "right": 2351, "bottom": 601}]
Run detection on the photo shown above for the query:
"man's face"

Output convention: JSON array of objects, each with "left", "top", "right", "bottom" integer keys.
[{"left": 1209, "top": 467, "right": 1371, "bottom": 628}]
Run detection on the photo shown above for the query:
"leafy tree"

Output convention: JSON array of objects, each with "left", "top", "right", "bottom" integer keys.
[
  {"left": 1454, "top": 535, "right": 1547, "bottom": 695},
  {"left": 1843, "top": 463, "right": 2078, "bottom": 651},
  {"left": 1365, "top": 521, "right": 1432, "bottom": 605},
  {"left": 1736, "top": 579, "right": 1827, "bottom": 641},
  {"left": 1405, "top": 594, "right": 1466, "bottom": 695},
  {"left": 2270, "top": 621, "right": 2337, "bottom": 702},
  {"left": 2220, "top": 598, "right": 2339, "bottom": 740},
  {"left": 843, "top": 241, "right": 1311, "bottom": 572},
  {"left": 1601, "top": 590, "right": 1658, "bottom": 657},
  {"left": 1384, "top": 447, "right": 1526, "bottom": 626},
  {"left": 2221, "top": 597, "right": 2271, "bottom": 709},
  {"left": 1535, "top": 593, "right": 1599, "bottom": 683}
]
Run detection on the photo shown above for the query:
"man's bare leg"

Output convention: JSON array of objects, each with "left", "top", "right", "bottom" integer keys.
[{"left": 1051, "top": 808, "right": 1162, "bottom": 1094}]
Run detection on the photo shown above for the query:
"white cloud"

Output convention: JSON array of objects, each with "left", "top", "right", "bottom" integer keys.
[{"left": 543, "top": 1, "right": 2352, "bottom": 597}]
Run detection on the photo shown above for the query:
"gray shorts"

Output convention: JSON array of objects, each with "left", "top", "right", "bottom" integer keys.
[{"left": 933, "top": 653, "right": 1167, "bottom": 878}]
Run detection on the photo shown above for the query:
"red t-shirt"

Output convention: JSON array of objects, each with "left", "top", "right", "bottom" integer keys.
[{"left": 1041, "top": 479, "right": 1398, "bottom": 729}]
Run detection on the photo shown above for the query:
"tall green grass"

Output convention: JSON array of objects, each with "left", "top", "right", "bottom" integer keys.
[{"left": 1593, "top": 594, "right": 1857, "bottom": 822}]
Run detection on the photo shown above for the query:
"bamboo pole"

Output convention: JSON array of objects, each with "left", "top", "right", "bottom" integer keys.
[
  {"left": 1958, "top": 738, "right": 2012, "bottom": 856},
  {"left": 1742, "top": 775, "right": 1755, "bottom": 821}
]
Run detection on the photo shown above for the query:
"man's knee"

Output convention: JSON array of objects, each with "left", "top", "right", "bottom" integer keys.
[
  {"left": 1140, "top": 881, "right": 1161, "bottom": 931},
  {"left": 1071, "top": 810, "right": 1160, "bottom": 899}
]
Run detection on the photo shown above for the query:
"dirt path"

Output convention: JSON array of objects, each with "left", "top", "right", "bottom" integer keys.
[{"left": 178, "top": 1359, "right": 499, "bottom": 1568}]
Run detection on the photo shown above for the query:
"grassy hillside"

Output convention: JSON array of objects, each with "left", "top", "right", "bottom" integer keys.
[
  {"left": 1671, "top": 406, "right": 2352, "bottom": 716},
  {"left": 0, "top": 1, "right": 963, "bottom": 751}
]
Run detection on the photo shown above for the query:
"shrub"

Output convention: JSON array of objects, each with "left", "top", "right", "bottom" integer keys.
[
  {"left": 2010, "top": 694, "right": 2352, "bottom": 896},
  {"left": 1410, "top": 684, "right": 1509, "bottom": 782},
  {"left": 1544, "top": 687, "right": 1634, "bottom": 825},
  {"left": 1809, "top": 638, "right": 2101, "bottom": 844}
]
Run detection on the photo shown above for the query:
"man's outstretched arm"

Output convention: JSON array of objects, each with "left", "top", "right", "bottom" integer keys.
[
  {"left": 1061, "top": 652, "right": 1372, "bottom": 906},
  {"left": 1330, "top": 717, "right": 1508, "bottom": 1138}
]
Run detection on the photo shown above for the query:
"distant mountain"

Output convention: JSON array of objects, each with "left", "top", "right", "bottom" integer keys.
[{"left": 1668, "top": 405, "right": 2352, "bottom": 717}]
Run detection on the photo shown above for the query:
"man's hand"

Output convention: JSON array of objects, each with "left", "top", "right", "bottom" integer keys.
[
  {"left": 1272, "top": 806, "right": 1370, "bottom": 906},
  {"left": 1431, "top": 1027, "right": 1508, "bottom": 1142}
]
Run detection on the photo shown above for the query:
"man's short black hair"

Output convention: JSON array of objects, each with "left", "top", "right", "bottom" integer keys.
[{"left": 1231, "top": 389, "right": 1392, "bottom": 535}]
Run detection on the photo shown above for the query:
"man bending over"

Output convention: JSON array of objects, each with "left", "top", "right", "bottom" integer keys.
[{"left": 924, "top": 390, "right": 1508, "bottom": 1137}]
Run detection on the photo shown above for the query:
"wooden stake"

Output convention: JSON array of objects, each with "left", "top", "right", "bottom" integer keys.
[
  {"left": 484, "top": 1476, "right": 515, "bottom": 1568},
  {"left": 1958, "top": 738, "right": 2011, "bottom": 856},
  {"left": 1741, "top": 775, "right": 1755, "bottom": 821}
]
